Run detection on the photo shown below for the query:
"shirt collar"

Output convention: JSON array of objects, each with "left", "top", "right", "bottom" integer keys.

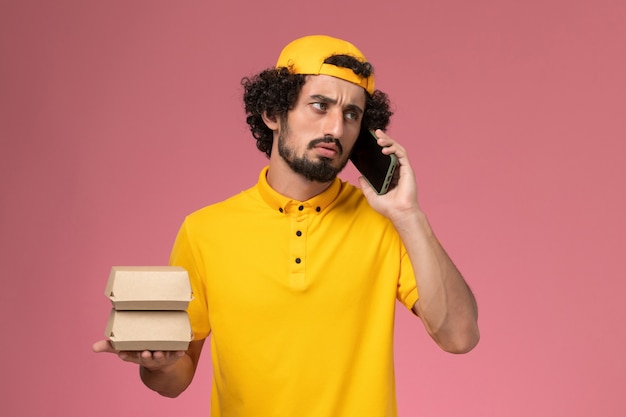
[{"left": 256, "top": 166, "right": 342, "bottom": 214}]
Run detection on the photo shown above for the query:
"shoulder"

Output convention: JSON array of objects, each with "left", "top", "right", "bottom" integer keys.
[
  {"left": 335, "top": 180, "right": 377, "bottom": 212},
  {"left": 329, "top": 180, "right": 391, "bottom": 224},
  {"left": 184, "top": 184, "right": 264, "bottom": 225}
]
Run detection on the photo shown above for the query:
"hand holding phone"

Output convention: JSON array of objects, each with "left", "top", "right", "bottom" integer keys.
[{"left": 349, "top": 129, "right": 398, "bottom": 195}]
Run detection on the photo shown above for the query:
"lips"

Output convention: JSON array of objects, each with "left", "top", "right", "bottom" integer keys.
[
  {"left": 317, "top": 142, "right": 338, "bottom": 152},
  {"left": 314, "top": 143, "right": 339, "bottom": 158},
  {"left": 309, "top": 137, "right": 343, "bottom": 159}
]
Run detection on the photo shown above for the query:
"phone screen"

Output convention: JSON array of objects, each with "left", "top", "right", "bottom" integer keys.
[{"left": 349, "top": 129, "right": 398, "bottom": 195}]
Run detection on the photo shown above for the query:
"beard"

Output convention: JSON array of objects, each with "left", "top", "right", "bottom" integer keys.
[{"left": 277, "top": 123, "right": 349, "bottom": 183}]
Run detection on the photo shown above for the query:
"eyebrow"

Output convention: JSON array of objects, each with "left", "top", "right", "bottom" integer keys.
[{"left": 309, "top": 94, "right": 364, "bottom": 115}]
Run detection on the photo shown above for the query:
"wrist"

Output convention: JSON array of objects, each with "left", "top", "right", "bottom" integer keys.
[{"left": 391, "top": 208, "right": 432, "bottom": 236}]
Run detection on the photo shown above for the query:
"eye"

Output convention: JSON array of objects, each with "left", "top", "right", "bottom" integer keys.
[
  {"left": 311, "top": 102, "right": 328, "bottom": 111},
  {"left": 345, "top": 110, "right": 359, "bottom": 121}
]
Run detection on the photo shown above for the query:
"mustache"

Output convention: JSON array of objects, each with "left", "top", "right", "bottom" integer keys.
[{"left": 307, "top": 136, "right": 343, "bottom": 155}]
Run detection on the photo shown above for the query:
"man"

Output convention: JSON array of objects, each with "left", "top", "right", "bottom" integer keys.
[{"left": 94, "top": 34, "right": 479, "bottom": 416}]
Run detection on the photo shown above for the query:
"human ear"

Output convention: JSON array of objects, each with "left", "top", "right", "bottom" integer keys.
[{"left": 261, "top": 112, "right": 279, "bottom": 131}]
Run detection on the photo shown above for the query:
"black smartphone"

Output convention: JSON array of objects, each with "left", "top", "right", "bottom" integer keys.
[{"left": 349, "top": 129, "right": 398, "bottom": 195}]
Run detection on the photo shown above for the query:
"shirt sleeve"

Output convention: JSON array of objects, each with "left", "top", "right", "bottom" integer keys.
[
  {"left": 169, "top": 218, "right": 211, "bottom": 340},
  {"left": 396, "top": 246, "right": 419, "bottom": 311}
]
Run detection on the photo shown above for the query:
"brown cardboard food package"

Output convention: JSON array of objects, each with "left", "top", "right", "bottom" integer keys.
[
  {"left": 105, "top": 266, "right": 193, "bottom": 310},
  {"left": 103, "top": 266, "right": 194, "bottom": 351},
  {"left": 105, "top": 309, "right": 193, "bottom": 351}
]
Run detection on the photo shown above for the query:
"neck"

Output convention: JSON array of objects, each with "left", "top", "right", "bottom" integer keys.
[{"left": 266, "top": 158, "right": 333, "bottom": 201}]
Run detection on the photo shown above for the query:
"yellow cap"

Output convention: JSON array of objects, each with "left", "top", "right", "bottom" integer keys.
[{"left": 275, "top": 35, "right": 375, "bottom": 95}]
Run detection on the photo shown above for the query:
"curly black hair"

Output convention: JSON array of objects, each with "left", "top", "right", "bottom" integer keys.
[{"left": 241, "top": 54, "right": 393, "bottom": 157}]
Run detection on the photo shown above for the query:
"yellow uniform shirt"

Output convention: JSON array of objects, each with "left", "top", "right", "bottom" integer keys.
[{"left": 170, "top": 167, "right": 418, "bottom": 417}]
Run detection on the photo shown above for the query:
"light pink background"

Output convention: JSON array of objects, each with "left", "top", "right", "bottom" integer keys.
[{"left": 1, "top": 1, "right": 624, "bottom": 416}]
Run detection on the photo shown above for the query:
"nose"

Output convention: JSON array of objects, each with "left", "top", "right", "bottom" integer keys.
[{"left": 322, "top": 109, "right": 344, "bottom": 140}]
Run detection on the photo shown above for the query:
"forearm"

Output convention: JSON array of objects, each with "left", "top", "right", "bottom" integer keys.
[{"left": 394, "top": 209, "right": 479, "bottom": 353}]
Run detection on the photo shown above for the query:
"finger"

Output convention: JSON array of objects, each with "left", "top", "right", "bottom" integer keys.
[
  {"left": 373, "top": 129, "right": 389, "bottom": 140},
  {"left": 358, "top": 176, "right": 377, "bottom": 199},
  {"left": 137, "top": 350, "right": 185, "bottom": 370},
  {"left": 118, "top": 350, "right": 142, "bottom": 363},
  {"left": 92, "top": 339, "right": 117, "bottom": 354},
  {"left": 373, "top": 133, "right": 407, "bottom": 158},
  {"left": 373, "top": 130, "right": 397, "bottom": 147},
  {"left": 116, "top": 350, "right": 153, "bottom": 364},
  {"left": 141, "top": 350, "right": 155, "bottom": 360}
]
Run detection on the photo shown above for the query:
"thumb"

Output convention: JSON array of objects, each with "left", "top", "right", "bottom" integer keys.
[
  {"left": 92, "top": 339, "right": 117, "bottom": 353},
  {"left": 358, "top": 176, "right": 376, "bottom": 199}
]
